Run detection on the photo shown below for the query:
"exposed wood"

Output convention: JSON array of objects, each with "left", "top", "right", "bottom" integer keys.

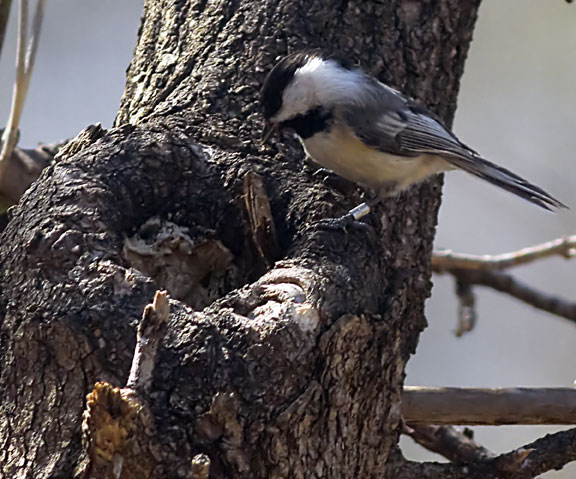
[{"left": 81, "top": 291, "right": 169, "bottom": 478}]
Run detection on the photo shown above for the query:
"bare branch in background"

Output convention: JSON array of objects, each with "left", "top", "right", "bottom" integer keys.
[
  {"left": 449, "top": 268, "right": 576, "bottom": 324},
  {"left": 433, "top": 235, "right": 576, "bottom": 272},
  {"left": 0, "top": 0, "right": 13, "bottom": 60},
  {"left": 404, "top": 424, "right": 495, "bottom": 464},
  {"left": 454, "top": 278, "right": 476, "bottom": 336},
  {"left": 398, "top": 427, "right": 576, "bottom": 479},
  {"left": 0, "top": 0, "right": 29, "bottom": 180},
  {"left": 402, "top": 387, "right": 576, "bottom": 425},
  {"left": 0, "top": 0, "right": 46, "bottom": 204},
  {"left": 432, "top": 235, "right": 576, "bottom": 333}
]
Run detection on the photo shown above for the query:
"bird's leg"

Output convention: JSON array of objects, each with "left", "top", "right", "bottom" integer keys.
[
  {"left": 308, "top": 180, "right": 400, "bottom": 232},
  {"left": 310, "top": 197, "right": 381, "bottom": 232}
]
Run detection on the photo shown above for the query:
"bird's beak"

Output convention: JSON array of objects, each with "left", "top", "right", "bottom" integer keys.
[{"left": 261, "top": 122, "right": 278, "bottom": 144}]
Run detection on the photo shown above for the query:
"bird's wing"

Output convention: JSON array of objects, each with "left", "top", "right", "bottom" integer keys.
[
  {"left": 342, "top": 84, "right": 477, "bottom": 161},
  {"left": 343, "top": 88, "right": 566, "bottom": 210}
]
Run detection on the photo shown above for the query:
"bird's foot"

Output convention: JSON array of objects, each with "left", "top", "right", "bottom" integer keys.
[{"left": 309, "top": 213, "right": 373, "bottom": 234}]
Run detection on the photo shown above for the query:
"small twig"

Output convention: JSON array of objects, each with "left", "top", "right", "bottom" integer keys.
[
  {"left": 454, "top": 279, "right": 476, "bottom": 336},
  {"left": 398, "top": 427, "right": 576, "bottom": 479},
  {"left": 433, "top": 237, "right": 576, "bottom": 331},
  {"left": 402, "top": 387, "right": 576, "bottom": 425},
  {"left": 0, "top": 0, "right": 28, "bottom": 173},
  {"left": 404, "top": 424, "right": 495, "bottom": 464},
  {"left": 127, "top": 290, "right": 170, "bottom": 394},
  {"left": 0, "top": 0, "right": 46, "bottom": 193},
  {"left": 82, "top": 291, "right": 169, "bottom": 479},
  {"left": 492, "top": 427, "right": 576, "bottom": 478},
  {"left": 451, "top": 269, "right": 576, "bottom": 324},
  {"left": 433, "top": 235, "right": 576, "bottom": 272},
  {"left": 0, "top": 0, "right": 13, "bottom": 60}
]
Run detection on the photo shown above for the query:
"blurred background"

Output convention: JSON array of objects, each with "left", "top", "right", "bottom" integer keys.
[{"left": 0, "top": 0, "right": 575, "bottom": 476}]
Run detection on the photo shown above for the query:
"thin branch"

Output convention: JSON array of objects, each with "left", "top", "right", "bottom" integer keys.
[
  {"left": 433, "top": 235, "right": 576, "bottom": 272},
  {"left": 0, "top": 0, "right": 13, "bottom": 60},
  {"left": 404, "top": 424, "right": 495, "bottom": 464},
  {"left": 398, "top": 427, "right": 576, "bottom": 479},
  {"left": 24, "top": 0, "right": 43, "bottom": 76},
  {"left": 454, "top": 278, "right": 476, "bottom": 336},
  {"left": 402, "top": 387, "right": 576, "bottom": 425},
  {"left": 432, "top": 236, "right": 576, "bottom": 332},
  {"left": 495, "top": 427, "right": 576, "bottom": 478},
  {"left": 0, "top": 0, "right": 46, "bottom": 196},
  {"left": 0, "top": 0, "right": 28, "bottom": 173},
  {"left": 450, "top": 269, "right": 576, "bottom": 324}
]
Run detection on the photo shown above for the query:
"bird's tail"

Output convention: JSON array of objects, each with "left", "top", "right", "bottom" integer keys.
[{"left": 447, "top": 155, "right": 567, "bottom": 211}]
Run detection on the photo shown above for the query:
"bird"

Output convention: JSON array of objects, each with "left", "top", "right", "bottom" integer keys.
[{"left": 260, "top": 52, "right": 566, "bottom": 226}]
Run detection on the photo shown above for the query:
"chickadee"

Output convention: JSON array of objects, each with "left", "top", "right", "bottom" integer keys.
[{"left": 260, "top": 52, "right": 566, "bottom": 225}]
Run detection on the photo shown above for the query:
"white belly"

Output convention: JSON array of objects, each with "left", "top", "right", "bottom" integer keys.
[{"left": 301, "top": 125, "right": 449, "bottom": 193}]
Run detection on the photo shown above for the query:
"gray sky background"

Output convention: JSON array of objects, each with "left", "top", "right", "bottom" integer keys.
[{"left": 1, "top": 1, "right": 575, "bottom": 476}]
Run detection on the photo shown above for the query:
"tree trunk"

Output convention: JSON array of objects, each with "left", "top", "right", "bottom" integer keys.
[{"left": 0, "top": 0, "right": 481, "bottom": 477}]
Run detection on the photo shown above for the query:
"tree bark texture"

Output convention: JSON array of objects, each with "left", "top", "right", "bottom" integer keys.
[{"left": 0, "top": 0, "right": 481, "bottom": 478}]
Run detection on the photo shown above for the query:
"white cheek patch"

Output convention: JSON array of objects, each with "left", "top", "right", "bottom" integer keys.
[
  {"left": 272, "top": 57, "right": 366, "bottom": 124},
  {"left": 273, "top": 76, "right": 315, "bottom": 123}
]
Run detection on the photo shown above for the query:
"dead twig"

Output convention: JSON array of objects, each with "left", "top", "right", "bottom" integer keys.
[
  {"left": 127, "top": 290, "right": 170, "bottom": 394},
  {"left": 402, "top": 386, "right": 576, "bottom": 425},
  {"left": 454, "top": 278, "right": 476, "bottom": 337},
  {"left": 404, "top": 424, "right": 495, "bottom": 464},
  {"left": 0, "top": 0, "right": 13, "bottom": 60},
  {"left": 398, "top": 427, "right": 576, "bottom": 479},
  {"left": 82, "top": 291, "right": 170, "bottom": 479},
  {"left": 432, "top": 236, "right": 576, "bottom": 333},
  {"left": 0, "top": 0, "right": 46, "bottom": 203},
  {"left": 433, "top": 235, "right": 576, "bottom": 272},
  {"left": 450, "top": 269, "right": 576, "bottom": 324}
]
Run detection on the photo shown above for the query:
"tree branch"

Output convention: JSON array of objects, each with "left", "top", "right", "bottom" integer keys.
[
  {"left": 432, "top": 236, "right": 576, "bottom": 332},
  {"left": 449, "top": 269, "right": 576, "bottom": 324},
  {"left": 0, "top": 0, "right": 46, "bottom": 204},
  {"left": 402, "top": 387, "right": 576, "bottom": 425},
  {"left": 0, "top": 0, "right": 13, "bottom": 61},
  {"left": 404, "top": 424, "right": 495, "bottom": 464},
  {"left": 433, "top": 235, "right": 576, "bottom": 272},
  {"left": 398, "top": 427, "right": 576, "bottom": 479}
]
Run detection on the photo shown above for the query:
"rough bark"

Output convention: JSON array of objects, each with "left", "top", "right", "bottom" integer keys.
[{"left": 0, "top": 0, "right": 481, "bottom": 478}]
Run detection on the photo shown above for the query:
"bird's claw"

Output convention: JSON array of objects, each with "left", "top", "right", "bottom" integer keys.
[{"left": 308, "top": 213, "right": 374, "bottom": 234}]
